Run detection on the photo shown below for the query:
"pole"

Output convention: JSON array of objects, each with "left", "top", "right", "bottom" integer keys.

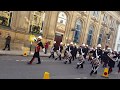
[{"left": 29, "top": 41, "right": 32, "bottom": 55}]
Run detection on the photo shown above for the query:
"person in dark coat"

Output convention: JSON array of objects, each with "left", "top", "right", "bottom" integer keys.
[
  {"left": 44, "top": 41, "right": 50, "bottom": 54},
  {"left": 71, "top": 44, "right": 77, "bottom": 61},
  {"left": 3, "top": 33, "right": 11, "bottom": 51},
  {"left": 92, "top": 44, "right": 102, "bottom": 60},
  {"left": 88, "top": 47, "right": 94, "bottom": 62},
  {"left": 28, "top": 36, "right": 45, "bottom": 64},
  {"left": 69, "top": 42, "right": 74, "bottom": 61},
  {"left": 55, "top": 42, "right": 63, "bottom": 60},
  {"left": 64, "top": 42, "right": 73, "bottom": 64},
  {"left": 63, "top": 44, "right": 69, "bottom": 59},
  {"left": 84, "top": 45, "right": 89, "bottom": 59},
  {"left": 107, "top": 51, "right": 116, "bottom": 74}
]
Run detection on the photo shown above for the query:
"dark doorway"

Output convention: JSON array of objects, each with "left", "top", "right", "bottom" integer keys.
[{"left": 54, "top": 33, "right": 63, "bottom": 46}]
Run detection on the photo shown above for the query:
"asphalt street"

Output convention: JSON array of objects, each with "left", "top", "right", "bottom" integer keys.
[{"left": 0, "top": 55, "right": 120, "bottom": 79}]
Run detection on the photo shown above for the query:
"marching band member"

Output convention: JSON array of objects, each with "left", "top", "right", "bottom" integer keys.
[
  {"left": 49, "top": 45, "right": 55, "bottom": 59},
  {"left": 89, "top": 44, "right": 102, "bottom": 75},
  {"left": 49, "top": 41, "right": 56, "bottom": 59},
  {"left": 76, "top": 44, "right": 85, "bottom": 68},
  {"left": 55, "top": 42, "right": 63, "bottom": 60},
  {"left": 117, "top": 52, "right": 120, "bottom": 73},
  {"left": 28, "top": 36, "right": 45, "bottom": 64},
  {"left": 90, "top": 58, "right": 100, "bottom": 75},
  {"left": 107, "top": 49, "right": 117, "bottom": 74},
  {"left": 63, "top": 44, "right": 69, "bottom": 59},
  {"left": 64, "top": 42, "right": 73, "bottom": 64}
]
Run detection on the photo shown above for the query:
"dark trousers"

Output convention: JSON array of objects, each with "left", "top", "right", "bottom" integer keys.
[
  {"left": 49, "top": 52, "right": 54, "bottom": 58},
  {"left": 118, "top": 67, "right": 120, "bottom": 72},
  {"left": 108, "top": 67, "right": 112, "bottom": 74},
  {"left": 44, "top": 48, "right": 47, "bottom": 54},
  {"left": 55, "top": 55, "right": 61, "bottom": 60},
  {"left": 76, "top": 63, "right": 83, "bottom": 69},
  {"left": 72, "top": 54, "right": 75, "bottom": 61},
  {"left": 90, "top": 66, "right": 97, "bottom": 75},
  {"left": 3, "top": 44, "right": 10, "bottom": 50},
  {"left": 29, "top": 56, "right": 41, "bottom": 64}
]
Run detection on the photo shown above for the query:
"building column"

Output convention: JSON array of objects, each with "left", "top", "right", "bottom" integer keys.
[
  {"left": 82, "top": 12, "right": 91, "bottom": 45},
  {"left": 45, "top": 11, "right": 58, "bottom": 43}
]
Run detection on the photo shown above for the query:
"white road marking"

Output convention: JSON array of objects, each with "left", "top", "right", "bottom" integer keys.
[
  {"left": 16, "top": 60, "right": 19, "bottom": 61},
  {"left": 21, "top": 60, "right": 25, "bottom": 61},
  {"left": 74, "top": 78, "right": 81, "bottom": 79},
  {"left": 83, "top": 77, "right": 87, "bottom": 79}
]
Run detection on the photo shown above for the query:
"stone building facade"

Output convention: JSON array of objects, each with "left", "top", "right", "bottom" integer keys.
[{"left": 0, "top": 11, "right": 120, "bottom": 50}]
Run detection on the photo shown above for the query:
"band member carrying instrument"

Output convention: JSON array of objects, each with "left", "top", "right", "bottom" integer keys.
[{"left": 76, "top": 45, "right": 85, "bottom": 69}]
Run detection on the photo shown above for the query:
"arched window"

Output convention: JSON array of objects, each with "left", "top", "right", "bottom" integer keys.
[
  {"left": 97, "top": 30, "right": 104, "bottom": 44},
  {"left": 87, "top": 25, "right": 94, "bottom": 46},
  {"left": 30, "top": 11, "right": 45, "bottom": 35},
  {"left": 57, "top": 11, "right": 67, "bottom": 25},
  {"left": 0, "top": 11, "right": 12, "bottom": 27},
  {"left": 73, "top": 19, "right": 82, "bottom": 43}
]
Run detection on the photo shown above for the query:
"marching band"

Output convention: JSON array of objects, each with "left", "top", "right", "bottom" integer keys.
[{"left": 27, "top": 36, "right": 120, "bottom": 75}]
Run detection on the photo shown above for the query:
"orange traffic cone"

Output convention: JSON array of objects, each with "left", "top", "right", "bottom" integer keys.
[
  {"left": 101, "top": 68, "right": 109, "bottom": 78},
  {"left": 23, "top": 51, "right": 27, "bottom": 56},
  {"left": 43, "top": 72, "right": 50, "bottom": 79}
]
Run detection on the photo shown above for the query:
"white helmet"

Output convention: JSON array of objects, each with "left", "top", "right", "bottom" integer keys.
[
  {"left": 53, "top": 41, "right": 56, "bottom": 44},
  {"left": 74, "top": 43, "right": 77, "bottom": 46},
  {"left": 60, "top": 42, "right": 63, "bottom": 45},
  {"left": 38, "top": 36, "right": 42, "bottom": 39},
  {"left": 67, "top": 44, "right": 69, "bottom": 46},
  {"left": 86, "top": 45, "right": 88, "bottom": 47},
  {"left": 97, "top": 44, "right": 101, "bottom": 48},
  {"left": 82, "top": 44, "right": 85, "bottom": 46},
  {"left": 70, "top": 42, "right": 73, "bottom": 45},
  {"left": 107, "top": 47, "right": 112, "bottom": 53}
]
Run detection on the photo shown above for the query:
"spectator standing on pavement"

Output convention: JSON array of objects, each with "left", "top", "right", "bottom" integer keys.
[
  {"left": 28, "top": 36, "right": 45, "bottom": 64},
  {"left": 44, "top": 41, "right": 50, "bottom": 54},
  {"left": 3, "top": 33, "right": 11, "bottom": 51}
]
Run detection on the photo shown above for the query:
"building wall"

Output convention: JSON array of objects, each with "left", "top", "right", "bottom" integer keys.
[
  {"left": 0, "top": 11, "right": 120, "bottom": 50},
  {"left": 114, "top": 25, "right": 120, "bottom": 52}
]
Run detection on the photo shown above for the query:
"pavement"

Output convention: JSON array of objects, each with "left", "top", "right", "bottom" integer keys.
[{"left": 0, "top": 50, "right": 61, "bottom": 57}]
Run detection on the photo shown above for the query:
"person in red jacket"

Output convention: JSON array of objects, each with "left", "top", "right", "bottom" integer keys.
[
  {"left": 28, "top": 36, "right": 45, "bottom": 64},
  {"left": 44, "top": 41, "right": 50, "bottom": 54}
]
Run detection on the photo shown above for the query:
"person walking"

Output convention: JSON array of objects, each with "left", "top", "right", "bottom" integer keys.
[
  {"left": 3, "top": 33, "right": 11, "bottom": 51},
  {"left": 28, "top": 36, "right": 45, "bottom": 64},
  {"left": 44, "top": 41, "right": 50, "bottom": 54}
]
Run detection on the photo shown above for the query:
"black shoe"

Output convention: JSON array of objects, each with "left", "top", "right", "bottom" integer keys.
[
  {"left": 90, "top": 73, "right": 92, "bottom": 76},
  {"left": 64, "top": 61, "right": 67, "bottom": 64},
  {"left": 2, "top": 49, "right": 5, "bottom": 50},
  {"left": 27, "top": 62, "right": 32, "bottom": 65},
  {"left": 94, "top": 71, "right": 97, "bottom": 74},
  {"left": 76, "top": 65, "right": 79, "bottom": 69},
  {"left": 55, "top": 58, "right": 57, "bottom": 60},
  {"left": 36, "top": 62, "right": 41, "bottom": 64},
  {"left": 8, "top": 49, "right": 10, "bottom": 51}
]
